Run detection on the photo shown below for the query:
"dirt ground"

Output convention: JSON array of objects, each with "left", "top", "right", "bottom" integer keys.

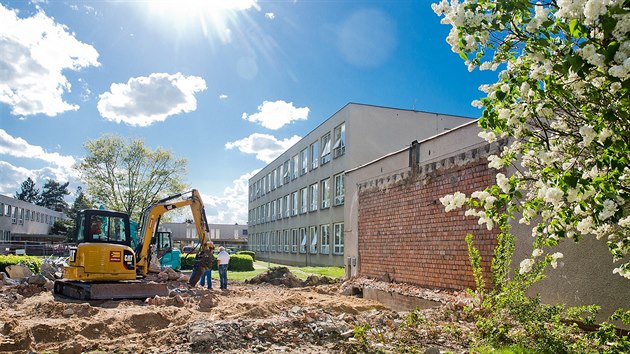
[{"left": 0, "top": 266, "right": 474, "bottom": 353}]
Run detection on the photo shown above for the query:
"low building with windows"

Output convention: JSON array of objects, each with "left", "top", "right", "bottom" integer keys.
[
  {"left": 0, "top": 194, "right": 67, "bottom": 255},
  {"left": 247, "top": 103, "right": 473, "bottom": 266},
  {"left": 159, "top": 222, "right": 248, "bottom": 251}
]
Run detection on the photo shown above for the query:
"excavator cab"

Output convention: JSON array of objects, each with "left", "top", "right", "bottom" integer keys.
[{"left": 152, "top": 231, "right": 182, "bottom": 271}]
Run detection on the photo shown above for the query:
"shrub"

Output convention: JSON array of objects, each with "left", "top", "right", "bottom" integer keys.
[
  {"left": 0, "top": 255, "right": 42, "bottom": 274},
  {"left": 228, "top": 254, "right": 254, "bottom": 272},
  {"left": 236, "top": 250, "right": 255, "bottom": 261}
]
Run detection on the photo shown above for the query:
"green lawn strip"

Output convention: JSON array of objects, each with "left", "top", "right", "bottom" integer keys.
[{"left": 199, "top": 261, "right": 344, "bottom": 282}]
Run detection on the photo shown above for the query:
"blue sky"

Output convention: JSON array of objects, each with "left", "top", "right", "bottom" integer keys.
[{"left": 0, "top": 0, "right": 496, "bottom": 224}]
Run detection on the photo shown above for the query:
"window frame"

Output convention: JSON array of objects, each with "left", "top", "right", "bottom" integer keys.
[
  {"left": 334, "top": 172, "right": 345, "bottom": 206},
  {"left": 310, "top": 141, "right": 319, "bottom": 170},
  {"left": 309, "top": 226, "right": 318, "bottom": 254},
  {"left": 321, "top": 132, "right": 331, "bottom": 165},
  {"left": 309, "top": 183, "right": 319, "bottom": 212},
  {"left": 321, "top": 178, "right": 331, "bottom": 209},
  {"left": 320, "top": 224, "right": 330, "bottom": 254},
  {"left": 333, "top": 222, "right": 344, "bottom": 254},
  {"left": 333, "top": 122, "right": 346, "bottom": 158}
]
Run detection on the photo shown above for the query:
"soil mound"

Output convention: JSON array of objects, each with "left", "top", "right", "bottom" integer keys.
[{"left": 245, "top": 267, "right": 338, "bottom": 288}]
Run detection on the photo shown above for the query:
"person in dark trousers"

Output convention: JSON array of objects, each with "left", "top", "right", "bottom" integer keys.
[
  {"left": 217, "top": 246, "right": 230, "bottom": 290},
  {"left": 199, "top": 243, "right": 215, "bottom": 289},
  {"left": 189, "top": 243, "right": 214, "bottom": 287}
]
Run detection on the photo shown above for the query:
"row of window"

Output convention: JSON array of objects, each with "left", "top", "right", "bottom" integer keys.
[
  {"left": 249, "top": 122, "right": 346, "bottom": 202},
  {"left": 248, "top": 173, "right": 345, "bottom": 225},
  {"left": 0, "top": 230, "right": 10, "bottom": 241},
  {"left": 0, "top": 202, "right": 59, "bottom": 226},
  {"left": 249, "top": 223, "right": 344, "bottom": 255}
]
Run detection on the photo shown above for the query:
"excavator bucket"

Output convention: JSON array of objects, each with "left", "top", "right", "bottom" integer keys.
[{"left": 54, "top": 280, "right": 169, "bottom": 300}]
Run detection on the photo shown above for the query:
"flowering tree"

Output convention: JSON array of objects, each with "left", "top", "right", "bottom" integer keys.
[{"left": 433, "top": 0, "right": 630, "bottom": 280}]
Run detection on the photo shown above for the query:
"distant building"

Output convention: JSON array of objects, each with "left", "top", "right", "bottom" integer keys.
[
  {"left": 159, "top": 222, "right": 248, "bottom": 250},
  {"left": 247, "top": 103, "right": 473, "bottom": 267},
  {"left": 0, "top": 194, "right": 67, "bottom": 254}
]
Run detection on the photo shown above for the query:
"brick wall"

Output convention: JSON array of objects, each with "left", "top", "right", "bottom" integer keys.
[{"left": 357, "top": 145, "right": 501, "bottom": 290}]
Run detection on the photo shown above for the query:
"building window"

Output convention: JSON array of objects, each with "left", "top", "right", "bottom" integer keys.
[
  {"left": 284, "top": 195, "right": 290, "bottom": 218},
  {"left": 277, "top": 197, "right": 283, "bottom": 219},
  {"left": 299, "top": 227, "right": 307, "bottom": 253},
  {"left": 321, "top": 132, "right": 331, "bottom": 165},
  {"left": 261, "top": 204, "right": 266, "bottom": 223},
  {"left": 271, "top": 200, "right": 276, "bottom": 221},
  {"left": 309, "top": 226, "right": 318, "bottom": 254},
  {"left": 277, "top": 165, "right": 283, "bottom": 187},
  {"left": 0, "top": 203, "right": 4, "bottom": 216},
  {"left": 292, "top": 154, "right": 299, "bottom": 180},
  {"left": 309, "top": 183, "right": 318, "bottom": 212},
  {"left": 320, "top": 224, "right": 330, "bottom": 254},
  {"left": 291, "top": 229, "right": 298, "bottom": 253},
  {"left": 300, "top": 148, "right": 308, "bottom": 175},
  {"left": 310, "top": 141, "right": 319, "bottom": 170},
  {"left": 270, "top": 171, "right": 275, "bottom": 190},
  {"left": 283, "top": 160, "right": 290, "bottom": 184},
  {"left": 267, "top": 202, "right": 272, "bottom": 222},
  {"left": 334, "top": 173, "right": 345, "bottom": 206},
  {"left": 19, "top": 208, "right": 24, "bottom": 225},
  {"left": 300, "top": 187, "right": 308, "bottom": 214},
  {"left": 283, "top": 230, "right": 289, "bottom": 252},
  {"left": 261, "top": 175, "right": 266, "bottom": 196},
  {"left": 333, "top": 222, "right": 344, "bottom": 254},
  {"left": 321, "top": 178, "right": 330, "bottom": 209},
  {"left": 271, "top": 231, "right": 276, "bottom": 252},
  {"left": 36, "top": 212, "right": 40, "bottom": 222},
  {"left": 3, "top": 230, "right": 10, "bottom": 242},
  {"left": 25, "top": 210, "right": 30, "bottom": 223},
  {"left": 4, "top": 204, "right": 10, "bottom": 217},
  {"left": 12, "top": 207, "right": 18, "bottom": 224},
  {"left": 31, "top": 210, "right": 34, "bottom": 221},
  {"left": 333, "top": 122, "right": 346, "bottom": 158},
  {"left": 291, "top": 191, "right": 298, "bottom": 216}
]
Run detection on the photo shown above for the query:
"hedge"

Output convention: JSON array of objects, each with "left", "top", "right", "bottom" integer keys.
[
  {"left": 179, "top": 253, "right": 253, "bottom": 272},
  {"left": 236, "top": 250, "right": 255, "bottom": 261},
  {"left": 0, "top": 255, "right": 42, "bottom": 275}
]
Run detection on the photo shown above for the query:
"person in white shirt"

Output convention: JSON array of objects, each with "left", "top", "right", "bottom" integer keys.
[{"left": 217, "top": 246, "right": 230, "bottom": 290}]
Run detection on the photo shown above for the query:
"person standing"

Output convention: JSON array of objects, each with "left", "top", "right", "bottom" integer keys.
[
  {"left": 217, "top": 246, "right": 230, "bottom": 290},
  {"left": 189, "top": 243, "right": 214, "bottom": 287},
  {"left": 199, "top": 243, "right": 215, "bottom": 289}
]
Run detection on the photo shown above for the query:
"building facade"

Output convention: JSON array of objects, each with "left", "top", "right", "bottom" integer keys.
[
  {"left": 0, "top": 194, "right": 67, "bottom": 254},
  {"left": 159, "top": 222, "right": 248, "bottom": 250},
  {"left": 247, "top": 103, "right": 473, "bottom": 266}
]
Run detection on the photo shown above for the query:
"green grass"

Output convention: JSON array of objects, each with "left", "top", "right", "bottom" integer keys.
[
  {"left": 471, "top": 345, "right": 534, "bottom": 354},
  {"left": 201, "top": 261, "right": 345, "bottom": 282}
]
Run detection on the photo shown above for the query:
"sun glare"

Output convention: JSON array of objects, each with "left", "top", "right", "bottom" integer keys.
[{"left": 144, "top": 0, "right": 258, "bottom": 42}]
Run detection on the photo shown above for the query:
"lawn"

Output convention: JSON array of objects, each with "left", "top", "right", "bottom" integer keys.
[{"left": 203, "top": 261, "right": 345, "bottom": 282}]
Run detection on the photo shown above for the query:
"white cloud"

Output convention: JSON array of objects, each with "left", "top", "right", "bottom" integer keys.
[
  {"left": 242, "top": 100, "right": 309, "bottom": 130},
  {"left": 0, "top": 129, "right": 79, "bottom": 195},
  {"left": 201, "top": 170, "right": 259, "bottom": 224},
  {"left": 97, "top": 72, "right": 207, "bottom": 127},
  {"left": 0, "top": 129, "right": 76, "bottom": 168},
  {"left": 0, "top": 161, "right": 79, "bottom": 196},
  {"left": 225, "top": 133, "right": 301, "bottom": 163},
  {"left": 219, "top": 94, "right": 228, "bottom": 100},
  {"left": 265, "top": 12, "right": 275, "bottom": 20},
  {"left": 0, "top": 4, "right": 100, "bottom": 116}
]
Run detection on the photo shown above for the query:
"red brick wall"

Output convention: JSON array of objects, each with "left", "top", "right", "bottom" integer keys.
[{"left": 358, "top": 157, "right": 498, "bottom": 290}]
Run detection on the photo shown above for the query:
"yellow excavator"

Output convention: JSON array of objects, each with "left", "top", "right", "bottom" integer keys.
[{"left": 53, "top": 189, "right": 213, "bottom": 300}]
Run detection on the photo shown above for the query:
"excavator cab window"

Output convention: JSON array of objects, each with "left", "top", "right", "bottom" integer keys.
[{"left": 77, "top": 209, "right": 131, "bottom": 246}]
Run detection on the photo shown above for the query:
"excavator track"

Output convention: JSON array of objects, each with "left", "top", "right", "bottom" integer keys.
[{"left": 54, "top": 280, "right": 169, "bottom": 300}]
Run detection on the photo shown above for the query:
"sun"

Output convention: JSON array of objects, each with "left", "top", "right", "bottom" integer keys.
[{"left": 143, "top": 0, "right": 258, "bottom": 42}]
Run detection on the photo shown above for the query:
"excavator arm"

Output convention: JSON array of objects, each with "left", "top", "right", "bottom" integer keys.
[{"left": 135, "top": 189, "right": 211, "bottom": 276}]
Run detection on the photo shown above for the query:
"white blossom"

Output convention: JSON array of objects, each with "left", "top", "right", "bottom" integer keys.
[
  {"left": 440, "top": 191, "right": 467, "bottom": 212},
  {"left": 496, "top": 173, "right": 510, "bottom": 193},
  {"left": 551, "top": 252, "right": 564, "bottom": 269},
  {"left": 519, "top": 258, "right": 535, "bottom": 274},
  {"left": 599, "top": 199, "right": 618, "bottom": 220}
]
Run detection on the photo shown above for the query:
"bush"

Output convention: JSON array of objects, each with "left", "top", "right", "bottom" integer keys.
[
  {"left": 0, "top": 255, "right": 42, "bottom": 274},
  {"left": 179, "top": 253, "right": 254, "bottom": 272},
  {"left": 228, "top": 254, "right": 254, "bottom": 272},
  {"left": 236, "top": 250, "right": 255, "bottom": 261}
]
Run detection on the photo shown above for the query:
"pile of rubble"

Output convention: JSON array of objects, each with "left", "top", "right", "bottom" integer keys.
[
  {"left": 246, "top": 267, "right": 339, "bottom": 288},
  {"left": 0, "top": 261, "right": 58, "bottom": 302}
]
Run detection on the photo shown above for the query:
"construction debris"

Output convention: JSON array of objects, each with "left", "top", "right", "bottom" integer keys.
[{"left": 0, "top": 263, "right": 475, "bottom": 353}]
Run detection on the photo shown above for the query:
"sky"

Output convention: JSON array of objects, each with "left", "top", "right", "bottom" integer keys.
[{"left": 0, "top": 0, "right": 497, "bottom": 225}]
